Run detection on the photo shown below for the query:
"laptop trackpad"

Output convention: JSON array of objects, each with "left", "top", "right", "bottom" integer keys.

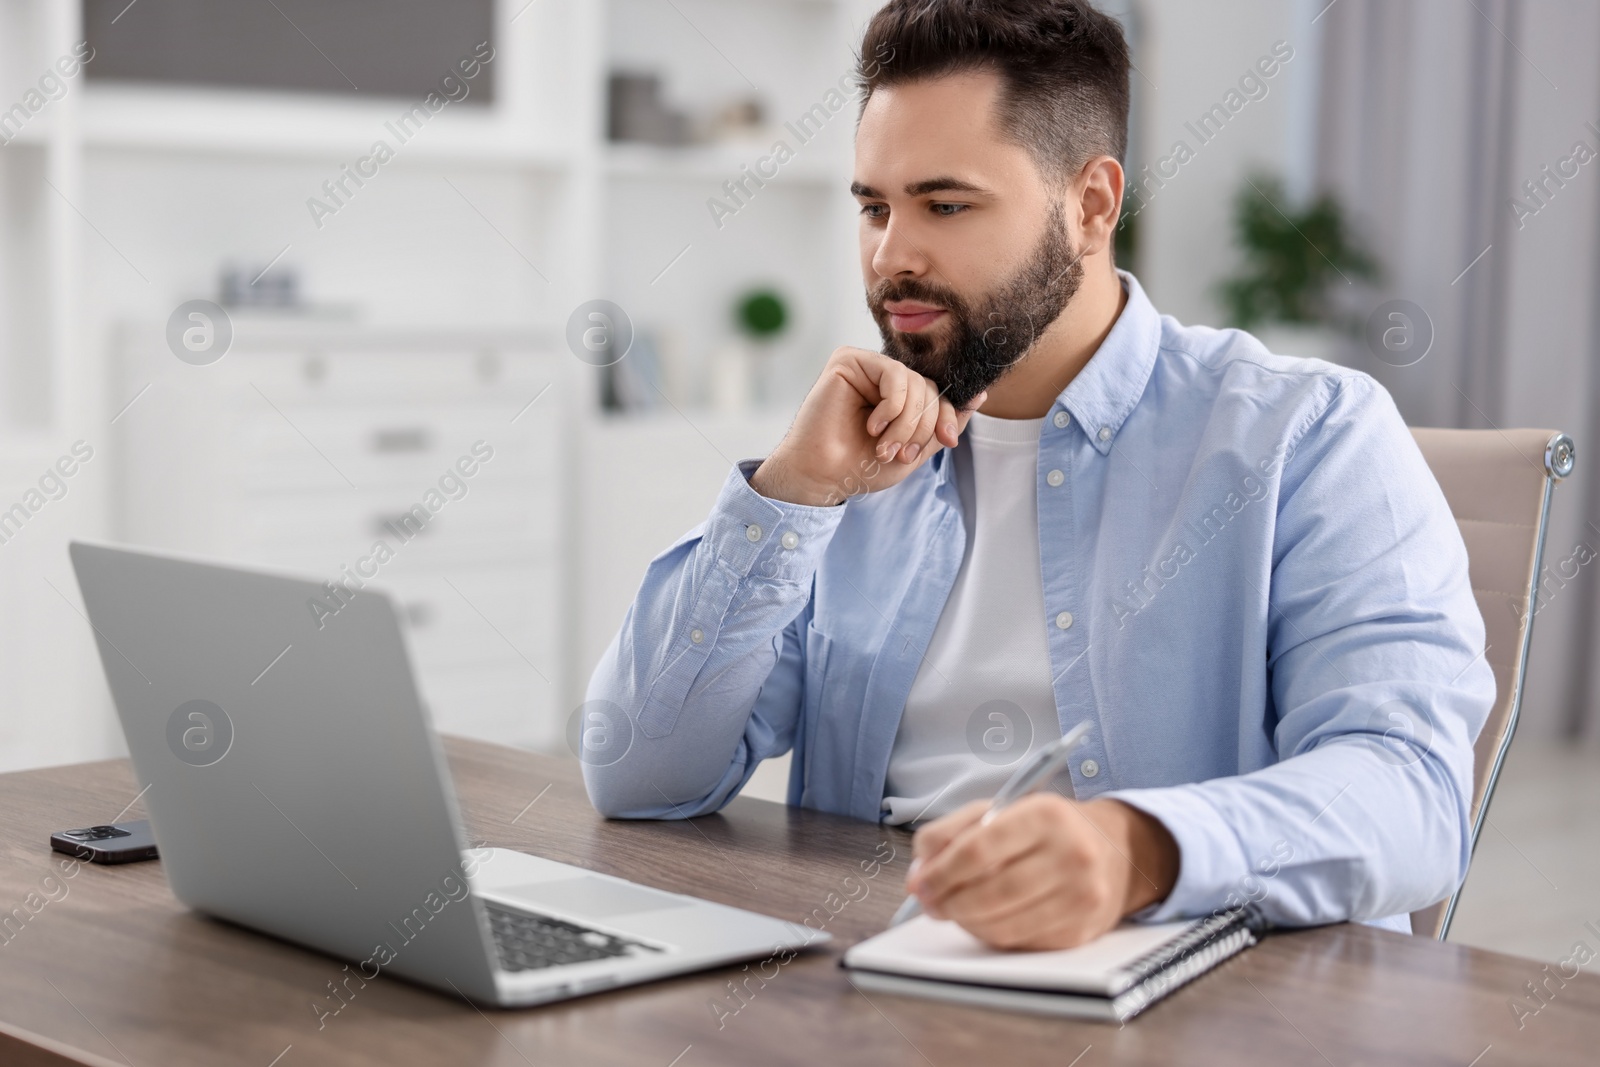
[{"left": 503, "top": 876, "right": 694, "bottom": 919}]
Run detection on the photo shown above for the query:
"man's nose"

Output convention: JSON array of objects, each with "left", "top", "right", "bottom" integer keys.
[{"left": 871, "top": 216, "right": 932, "bottom": 280}]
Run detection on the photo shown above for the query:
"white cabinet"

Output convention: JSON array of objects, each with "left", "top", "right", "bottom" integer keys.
[
  {"left": 0, "top": 0, "right": 874, "bottom": 772},
  {"left": 112, "top": 325, "right": 569, "bottom": 751}
]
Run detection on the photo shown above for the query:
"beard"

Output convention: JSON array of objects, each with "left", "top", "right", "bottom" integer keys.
[{"left": 867, "top": 204, "right": 1084, "bottom": 409}]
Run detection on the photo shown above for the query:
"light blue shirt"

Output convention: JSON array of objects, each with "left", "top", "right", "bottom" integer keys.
[{"left": 584, "top": 273, "right": 1494, "bottom": 933}]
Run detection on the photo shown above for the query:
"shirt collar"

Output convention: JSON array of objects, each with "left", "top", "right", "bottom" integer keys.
[{"left": 1060, "top": 270, "right": 1162, "bottom": 456}]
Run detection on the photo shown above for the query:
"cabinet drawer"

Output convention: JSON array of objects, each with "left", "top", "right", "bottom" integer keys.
[
  {"left": 235, "top": 486, "right": 560, "bottom": 570},
  {"left": 216, "top": 348, "right": 560, "bottom": 405},
  {"left": 234, "top": 405, "right": 557, "bottom": 493}
]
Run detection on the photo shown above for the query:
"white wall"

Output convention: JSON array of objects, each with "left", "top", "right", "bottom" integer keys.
[
  {"left": 1133, "top": 0, "right": 1304, "bottom": 325},
  {"left": 0, "top": 443, "right": 115, "bottom": 771}
]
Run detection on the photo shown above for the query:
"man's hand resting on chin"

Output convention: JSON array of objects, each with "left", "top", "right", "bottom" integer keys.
[
  {"left": 904, "top": 795, "right": 1181, "bottom": 951},
  {"left": 751, "top": 346, "right": 985, "bottom": 507}
]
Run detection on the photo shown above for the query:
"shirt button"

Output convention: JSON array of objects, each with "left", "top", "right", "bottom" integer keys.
[
  {"left": 745, "top": 523, "right": 763, "bottom": 542},
  {"left": 1046, "top": 469, "right": 1064, "bottom": 487},
  {"left": 1098, "top": 427, "right": 1112, "bottom": 442},
  {"left": 690, "top": 628, "right": 705, "bottom": 644},
  {"left": 1080, "top": 758, "right": 1100, "bottom": 779},
  {"left": 780, "top": 530, "right": 799, "bottom": 550},
  {"left": 1053, "top": 411, "right": 1071, "bottom": 429},
  {"left": 1055, "top": 611, "right": 1074, "bottom": 629}
]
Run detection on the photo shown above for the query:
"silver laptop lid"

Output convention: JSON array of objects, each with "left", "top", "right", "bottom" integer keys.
[{"left": 70, "top": 540, "right": 500, "bottom": 1002}]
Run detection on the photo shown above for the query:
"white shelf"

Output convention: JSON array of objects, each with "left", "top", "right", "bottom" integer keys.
[
  {"left": 0, "top": 117, "right": 55, "bottom": 147},
  {"left": 604, "top": 141, "right": 844, "bottom": 184},
  {"left": 78, "top": 84, "right": 575, "bottom": 167}
]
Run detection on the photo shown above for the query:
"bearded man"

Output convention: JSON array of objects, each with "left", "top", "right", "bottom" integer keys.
[{"left": 582, "top": 0, "right": 1493, "bottom": 948}]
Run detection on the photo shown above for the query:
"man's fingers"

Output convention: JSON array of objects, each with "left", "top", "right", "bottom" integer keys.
[
  {"left": 933, "top": 845, "right": 1066, "bottom": 929},
  {"left": 934, "top": 390, "right": 987, "bottom": 448},
  {"left": 825, "top": 348, "right": 984, "bottom": 466},
  {"left": 931, "top": 397, "right": 959, "bottom": 450},
  {"left": 962, "top": 891, "right": 1107, "bottom": 952},
  {"left": 913, "top": 796, "right": 1065, "bottom": 907},
  {"left": 910, "top": 800, "right": 988, "bottom": 868},
  {"left": 867, "top": 362, "right": 910, "bottom": 446},
  {"left": 901, "top": 379, "right": 942, "bottom": 463},
  {"left": 875, "top": 370, "right": 935, "bottom": 460}
]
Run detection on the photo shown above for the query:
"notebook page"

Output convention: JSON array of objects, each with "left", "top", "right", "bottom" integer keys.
[{"left": 843, "top": 915, "right": 1201, "bottom": 997}]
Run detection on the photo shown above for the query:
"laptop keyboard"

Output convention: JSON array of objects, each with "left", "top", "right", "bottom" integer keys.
[{"left": 484, "top": 900, "right": 660, "bottom": 973}]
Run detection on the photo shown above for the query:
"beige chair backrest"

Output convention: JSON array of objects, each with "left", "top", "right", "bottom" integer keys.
[{"left": 1405, "top": 427, "right": 1573, "bottom": 939}]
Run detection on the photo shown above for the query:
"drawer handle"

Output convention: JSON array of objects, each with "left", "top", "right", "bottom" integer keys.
[
  {"left": 372, "top": 428, "right": 431, "bottom": 453},
  {"left": 374, "top": 512, "right": 433, "bottom": 539}
]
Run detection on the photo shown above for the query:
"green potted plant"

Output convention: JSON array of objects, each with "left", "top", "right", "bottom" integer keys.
[
  {"left": 712, "top": 287, "right": 790, "bottom": 411},
  {"left": 1215, "top": 173, "right": 1378, "bottom": 362}
]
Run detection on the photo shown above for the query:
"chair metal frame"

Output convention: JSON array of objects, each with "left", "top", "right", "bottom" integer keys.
[{"left": 1435, "top": 431, "right": 1575, "bottom": 940}]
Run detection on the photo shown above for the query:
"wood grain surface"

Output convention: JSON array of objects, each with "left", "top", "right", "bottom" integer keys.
[{"left": 0, "top": 736, "right": 1595, "bottom": 1066}]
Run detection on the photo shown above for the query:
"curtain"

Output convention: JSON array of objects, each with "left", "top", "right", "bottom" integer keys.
[{"left": 1313, "top": 0, "right": 1600, "bottom": 740}]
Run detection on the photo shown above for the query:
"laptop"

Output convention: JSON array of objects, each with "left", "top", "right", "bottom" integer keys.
[{"left": 69, "top": 540, "right": 824, "bottom": 1007}]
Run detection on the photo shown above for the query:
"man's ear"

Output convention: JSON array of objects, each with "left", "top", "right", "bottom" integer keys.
[{"left": 1072, "top": 155, "right": 1125, "bottom": 259}]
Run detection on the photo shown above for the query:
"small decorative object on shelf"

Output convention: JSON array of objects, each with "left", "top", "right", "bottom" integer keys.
[
  {"left": 607, "top": 71, "right": 691, "bottom": 146},
  {"left": 738, "top": 289, "right": 787, "bottom": 340},
  {"left": 602, "top": 330, "right": 665, "bottom": 413},
  {"left": 1214, "top": 172, "right": 1379, "bottom": 364},
  {"left": 711, "top": 287, "right": 789, "bottom": 412},
  {"left": 607, "top": 69, "right": 767, "bottom": 148},
  {"left": 704, "top": 96, "right": 765, "bottom": 144},
  {"left": 219, "top": 261, "right": 301, "bottom": 309}
]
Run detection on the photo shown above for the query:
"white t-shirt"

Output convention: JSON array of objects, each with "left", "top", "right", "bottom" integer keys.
[{"left": 880, "top": 411, "right": 1066, "bottom": 826}]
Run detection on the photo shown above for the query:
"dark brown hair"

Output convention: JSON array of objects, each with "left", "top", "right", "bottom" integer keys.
[{"left": 857, "top": 0, "right": 1131, "bottom": 176}]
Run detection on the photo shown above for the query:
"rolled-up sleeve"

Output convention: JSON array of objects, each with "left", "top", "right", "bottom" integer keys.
[
  {"left": 583, "top": 460, "right": 846, "bottom": 819},
  {"left": 1107, "top": 376, "right": 1495, "bottom": 929}
]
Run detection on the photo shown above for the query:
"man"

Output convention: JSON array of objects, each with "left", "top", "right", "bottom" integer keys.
[{"left": 583, "top": 0, "right": 1493, "bottom": 950}]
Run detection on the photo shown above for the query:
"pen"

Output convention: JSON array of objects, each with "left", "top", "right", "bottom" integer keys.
[{"left": 887, "top": 721, "right": 1094, "bottom": 929}]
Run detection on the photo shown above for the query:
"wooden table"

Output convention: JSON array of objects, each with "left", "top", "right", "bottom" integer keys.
[{"left": 1, "top": 737, "right": 1596, "bottom": 1066}]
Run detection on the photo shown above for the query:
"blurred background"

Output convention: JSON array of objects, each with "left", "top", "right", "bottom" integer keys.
[{"left": 0, "top": 0, "right": 1595, "bottom": 964}]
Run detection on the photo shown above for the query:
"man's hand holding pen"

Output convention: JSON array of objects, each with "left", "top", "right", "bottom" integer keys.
[{"left": 906, "top": 796, "right": 1181, "bottom": 951}]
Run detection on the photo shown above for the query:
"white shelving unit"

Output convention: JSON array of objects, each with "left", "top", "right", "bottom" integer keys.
[
  {"left": 111, "top": 325, "right": 574, "bottom": 750},
  {"left": 0, "top": 0, "right": 881, "bottom": 771}
]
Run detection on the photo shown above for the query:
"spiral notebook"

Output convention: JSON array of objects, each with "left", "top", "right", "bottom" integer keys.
[{"left": 842, "top": 907, "right": 1260, "bottom": 1022}]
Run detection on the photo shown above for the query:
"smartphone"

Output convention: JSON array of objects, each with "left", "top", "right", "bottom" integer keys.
[{"left": 50, "top": 820, "right": 159, "bottom": 864}]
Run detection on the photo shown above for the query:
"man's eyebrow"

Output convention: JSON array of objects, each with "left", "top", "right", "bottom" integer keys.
[
  {"left": 850, "top": 177, "right": 990, "bottom": 199},
  {"left": 904, "top": 176, "right": 987, "bottom": 196}
]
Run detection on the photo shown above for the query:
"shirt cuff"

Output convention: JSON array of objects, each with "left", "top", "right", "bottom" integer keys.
[
  {"left": 1103, "top": 784, "right": 1238, "bottom": 924},
  {"left": 700, "top": 459, "right": 847, "bottom": 583}
]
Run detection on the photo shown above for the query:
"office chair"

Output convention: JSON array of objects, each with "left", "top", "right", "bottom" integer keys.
[{"left": 1406, "top": 428, "right": 1576, "bottom": 940}]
